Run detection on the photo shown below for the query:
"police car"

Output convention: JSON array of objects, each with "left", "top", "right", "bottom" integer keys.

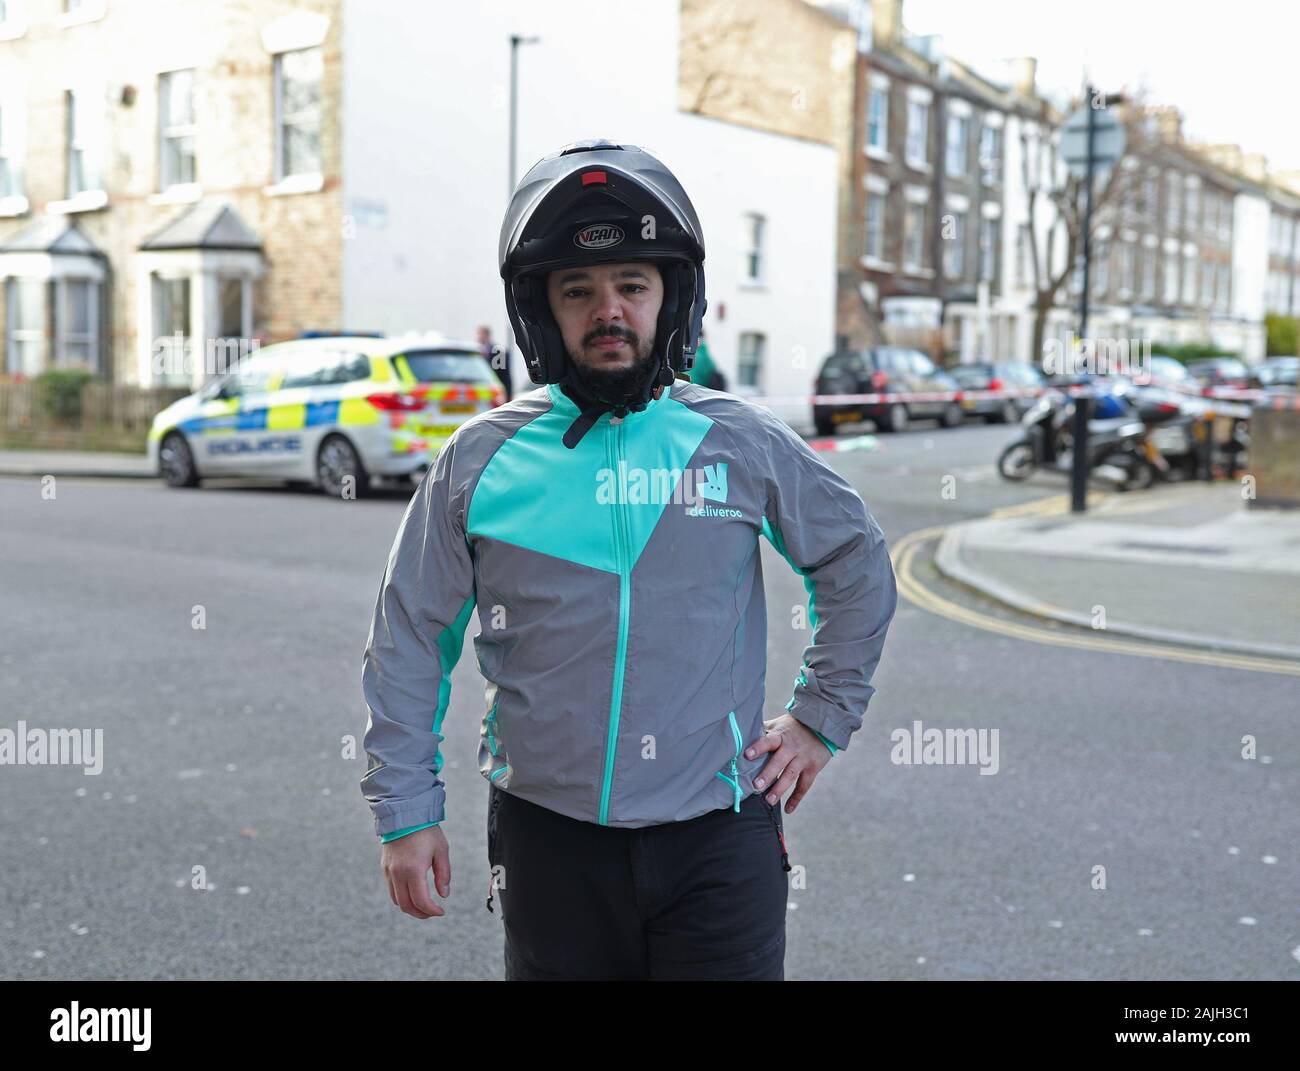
[{"left": 147, "top": 334, "right": 504, "bottom": 495}]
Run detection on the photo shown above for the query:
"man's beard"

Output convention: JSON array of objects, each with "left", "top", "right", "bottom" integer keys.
[{"left": 567, "top": 324, "right": 657, "bottom": 402}]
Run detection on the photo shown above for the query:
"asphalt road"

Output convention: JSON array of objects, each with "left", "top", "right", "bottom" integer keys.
[{"left": 1, "top": 418, "right": 1296, "bottom": 980}]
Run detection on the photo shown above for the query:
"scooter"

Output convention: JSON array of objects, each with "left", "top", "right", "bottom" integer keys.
[{"left": 997, "top": 391, "right": 1150, "bottom": 490}]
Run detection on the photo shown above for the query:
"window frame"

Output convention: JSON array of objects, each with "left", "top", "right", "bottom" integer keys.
[
  {"left": 945, "top": 113, "right": 968, "bottom": 178},
  {"left": 978, "top": 122, "right": 1001, "bottom": 185},
  {"left": 864, "top": 189, "right": 885, "bottom": 262},
  {"left": 978, "top": 214, "right": 998, "bottom": 282},
  {"left": 903, "top": 202, "right": 927, "bottom": 272},
  {"left": 158, "top": 68, "right": 198, "bottom": 191},
  {"left": 0, "top": 98, "right": 24, "bottom": 202},
  {"left": 5, "top": 276, "right": 48, "bottom": 374},
  {"left": 736, "top": 331, "right": 765, "bottom": 390},
  {"left": 866, "top": 80, "right": 889, "bottom": 156},
  {"left": 740, "top": 212, "right": 765, "bottom": 286},
  {"left": 905, "top": 98, "right": 929, "bottom": 169},
  {"left": 944, "top": 208, "right": 966, "bottom": 279},
  {"left": 53, "top": 275, "right": 98, "bottom": 370},
  {"left": 272, "top": 46, "right": 324, "bottom": 183}
]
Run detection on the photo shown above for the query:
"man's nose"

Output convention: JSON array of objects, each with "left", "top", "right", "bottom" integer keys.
[{"left": 591, "top": 285, "right": 625, "bottom": 324}]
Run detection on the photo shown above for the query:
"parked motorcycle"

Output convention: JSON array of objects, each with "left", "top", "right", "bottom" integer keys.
[{"left": 997, "top": 391, "right": 1151, "bottom": 490}]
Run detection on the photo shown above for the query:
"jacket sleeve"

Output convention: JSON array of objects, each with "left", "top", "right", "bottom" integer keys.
[
  {"left": 360, "top": 432, "right": 478, "bottom": 839},
  {"left": 758, "top": 411, "right": 898, "bottom": 752}
]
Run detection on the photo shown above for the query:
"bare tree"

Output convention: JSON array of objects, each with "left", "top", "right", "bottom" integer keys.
[{"left": 1020, "top": 90, "right": 1155, "bottom": 368}]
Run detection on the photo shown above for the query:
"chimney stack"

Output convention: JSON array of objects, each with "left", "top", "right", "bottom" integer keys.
[
  {"left": 1009, "top": 56, "right": 1037, "bottom": 98},
  {"left": 872, "top": 0, "right": 903, "bottom": 50},
  {"left": 1155, "top": 105, "right": 1183, "bottom": 143}
]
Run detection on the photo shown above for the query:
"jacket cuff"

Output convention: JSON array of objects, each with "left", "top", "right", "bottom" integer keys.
[
  {"left": 381, "top": 821, "right": 440, "bottom": 843},
  {"left": 371, "top": 786, "right": 447, "bottom": 839},
  {"left": 786, "top": 690, "right": 857, "bottom": 751}
]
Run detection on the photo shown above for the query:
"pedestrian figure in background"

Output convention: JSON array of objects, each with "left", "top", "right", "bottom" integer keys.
[
  {"left": 478, "top": 325, "right": 511, "bottom": 401},
  {"left": 689, "top": 328, "right": 727, "bottom": 391}
]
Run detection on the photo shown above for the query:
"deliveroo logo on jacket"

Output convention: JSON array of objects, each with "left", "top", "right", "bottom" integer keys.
[
  {"left": 696, "top": 462, "right": 727, "bottom": 502},
  {"left": 686, "top": 462, "right": 741, "bottom": 518}
]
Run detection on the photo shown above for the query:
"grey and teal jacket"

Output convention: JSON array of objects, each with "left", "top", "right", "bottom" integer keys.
[{"left": 360, "top": 379, "right": 898, "bottom": 841}]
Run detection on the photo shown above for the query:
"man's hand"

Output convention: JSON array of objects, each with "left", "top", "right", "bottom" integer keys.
[
  {"left": 745, "top": 714, "right": 832, "bottom": 815},
  {"left": 382, "top": 825, "right": 450, "bottom": 919}
]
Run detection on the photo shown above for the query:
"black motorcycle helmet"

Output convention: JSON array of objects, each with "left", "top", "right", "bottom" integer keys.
[{"left": 499, "top": 139, "right": 707, "bottom": 447}]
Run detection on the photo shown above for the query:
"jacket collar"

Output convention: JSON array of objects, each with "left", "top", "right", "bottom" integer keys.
[{"left": 547, "top": 380, "right": 673, "bottom": 423}]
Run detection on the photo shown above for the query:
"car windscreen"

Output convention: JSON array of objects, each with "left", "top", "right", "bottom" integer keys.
[
  {"left": 950, "top": 366, "right": 992, "bottom": 386},
  {"left": 400, "top": 349, "right": 496, "bottom": 383},
  {"left": 821, "top": 353, "right": 864, "bottom": 375}
]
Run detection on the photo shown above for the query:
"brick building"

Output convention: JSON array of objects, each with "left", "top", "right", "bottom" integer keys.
[{"left": 0, "top": 0, "right": 344, "bottom": 387}]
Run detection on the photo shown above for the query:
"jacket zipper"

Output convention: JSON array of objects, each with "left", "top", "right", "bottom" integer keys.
[
  {"left": 598, "top": 419, "right": 632, "bottom": 825},
  {"left": 486, "top": 696, "right": 509, "bottom": 781},
  {"left": 712, "top": 709, "right": 744, "bottom": 813},
  {"left": 486, "top": 696, "right": 500, "bottom": 756}
]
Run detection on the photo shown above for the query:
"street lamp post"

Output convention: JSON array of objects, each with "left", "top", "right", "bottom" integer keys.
[{"left": 505, "top": 33, "right": 540, "bottom": 388}]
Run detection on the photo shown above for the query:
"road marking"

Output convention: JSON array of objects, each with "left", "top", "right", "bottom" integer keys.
[{"left": 891, "top": 520, "right": 1300, "bottom": 678}]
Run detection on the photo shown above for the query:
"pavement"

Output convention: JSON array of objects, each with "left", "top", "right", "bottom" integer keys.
[
  {"left": 936, "top": 481, "right": 1300, "bottom": 660},
  {"left": 0, "top": 448, "right": 155, "bottom": 478}
]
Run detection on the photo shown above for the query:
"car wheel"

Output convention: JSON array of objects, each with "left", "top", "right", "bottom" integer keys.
[
  {"left": 992, "top": 401, "right": 1018, "bottom": 424},
  {"left": 997, "top": 440, "right": 1036, "bottom": 481},
  {"left": 881, "top": 403, "right": 908, "bottom": 434},
  {"left": 814, "top": 412, "right": 836, "bottom": 437},
  {"left": 317, "top": 434, "right": 370, "bottom": 499},
  {"left": 940, "top": 402, "right": 963, "bottom": 428},
  {"left": 159, "top": 432, "right": 199, "bottom": 488}
]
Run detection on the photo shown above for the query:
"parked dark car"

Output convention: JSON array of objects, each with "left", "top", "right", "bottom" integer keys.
[
  {"left": 1131, "top": 355, "right": 1201, "bottom": 394},
  {"left": 1252, "top": 356, "right": 1298, "bottom": 391},
  {"left": 813, "top": 347, "right": 963, "bottom": 435},
  {"left": 1185, "top": 357, "right": 1250, "bottom": 390},
  {"left": 948, "top": 361, "right": 1047, "bottom": 423}
]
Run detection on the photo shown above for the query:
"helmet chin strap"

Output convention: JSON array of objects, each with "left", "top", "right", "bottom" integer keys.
[{"left": 560, "top": 345, "right": 674, "bottom": 450}]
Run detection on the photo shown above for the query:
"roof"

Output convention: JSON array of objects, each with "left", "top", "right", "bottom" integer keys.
[
  {"left": 140, "top": 201, "right": 262, "bottom": 251},
  {"left": 261, "top": 333, "right": 484, "bottom": 359},
  {"left": 0, "top": 216, "right": 106, "bottom": 256}
]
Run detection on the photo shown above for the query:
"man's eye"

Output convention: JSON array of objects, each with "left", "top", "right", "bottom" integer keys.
[
  {"left": 622, "top": 285, "right": 647, "bottom": 294},
  {"left": 564, "top": 289, "right": 587, "bottom": 299}
]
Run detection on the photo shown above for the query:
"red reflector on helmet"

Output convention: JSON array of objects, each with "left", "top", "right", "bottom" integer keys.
[{"left": 581, "top": 170, "right": 607, "bottom": 186}]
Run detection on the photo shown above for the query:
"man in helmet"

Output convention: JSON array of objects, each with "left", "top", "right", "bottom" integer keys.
[{"left": 361, "top": 140, "right": 898, "bottom": 980}]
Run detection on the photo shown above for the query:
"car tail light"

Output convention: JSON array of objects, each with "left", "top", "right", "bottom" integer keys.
[
  {"left": 366, "top": 392, "right": 426, "bottom": 411},
  {"left": 1156, "top": 401, "right": 1180, "bottom": 414},
  {"left": 988, "top": 377, "right": 1004, "bottom": 392},
  {"left": 869, "top": 370, "right": 888, "bottom": 391}
]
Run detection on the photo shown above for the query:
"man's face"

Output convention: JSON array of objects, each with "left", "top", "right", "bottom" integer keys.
[{"left": 546, "top": 261, "right": 662, "bottom": 394}]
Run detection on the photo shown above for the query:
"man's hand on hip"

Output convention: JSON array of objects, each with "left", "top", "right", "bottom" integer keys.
[
  {"left": 745, "top": 714, "right": 832, "bottom": 815},
  {"left": 382, "top": 825, "right": 450, "bottom": 919}
]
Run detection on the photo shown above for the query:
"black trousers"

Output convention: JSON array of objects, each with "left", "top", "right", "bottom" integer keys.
[{"left": 485, "top": 782, "right": 791, "bottom": 980}]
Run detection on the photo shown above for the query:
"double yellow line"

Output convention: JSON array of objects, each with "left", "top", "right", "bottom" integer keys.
[{"left": 890, "top": 498, "right": 1300, "bottom": 678}]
